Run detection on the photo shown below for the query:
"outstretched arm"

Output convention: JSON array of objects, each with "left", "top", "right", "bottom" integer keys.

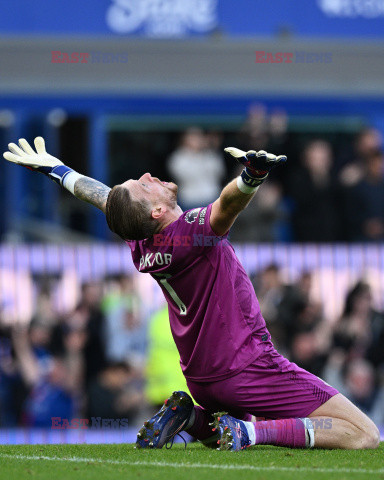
[
  {"left": 210, "top": 177, "right": 259, "bottom": 236},
  {"left": 3, "top": 137, "right": 111, "bottom": 213},
  {"left": 73, "top": 176, "right": 111, "bottom": 213},
  {"left": 210, "top": 147, "right": 287, "bottom": 236}
]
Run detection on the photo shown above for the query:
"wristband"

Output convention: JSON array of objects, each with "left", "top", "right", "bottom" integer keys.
[
  {"left": 62, "top": 171, "right": 84, "bottom": 194},
  {"left": 49, "top": 165, "right": 75, "bottom": 186},
  {"left": 237, "top": 176, "right": 260, "bottom": 194},
  {"left": 48, "top": 165, "right": 84, "bottom": 194},
  {"left": 236, "top": 168, "right": 268, "bottom": 194}
]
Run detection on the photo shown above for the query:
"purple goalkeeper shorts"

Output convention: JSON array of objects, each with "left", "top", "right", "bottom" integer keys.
[{"left": 186, "top": 339, "right": 338, "bottom": 420}]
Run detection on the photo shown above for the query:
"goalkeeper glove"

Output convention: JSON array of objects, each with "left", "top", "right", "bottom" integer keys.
[
  {"left": 224, "top": 147, "right": 287, "bottom": 192},
  {"left": 3, "top": 137, "right": 75, "bottom": 187}
]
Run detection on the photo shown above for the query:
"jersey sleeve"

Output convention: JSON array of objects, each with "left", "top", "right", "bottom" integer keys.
[{"left": 173, "top": 203, "right": 229, "bottom": 248}]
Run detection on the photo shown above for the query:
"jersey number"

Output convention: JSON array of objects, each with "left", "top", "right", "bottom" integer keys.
[{"left": 155, "top": 274, "right": 187, "bottom": 316}]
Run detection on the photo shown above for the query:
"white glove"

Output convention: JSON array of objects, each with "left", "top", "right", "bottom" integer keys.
[{"left": 3, "top": 137, "right": 63, "bottom": 170}]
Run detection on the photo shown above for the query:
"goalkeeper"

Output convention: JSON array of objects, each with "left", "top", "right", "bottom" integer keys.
[{"left": 3, "top": 137, "right": 380, "bottom": 451}]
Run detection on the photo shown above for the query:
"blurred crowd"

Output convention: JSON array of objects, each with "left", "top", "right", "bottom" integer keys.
[
  {"left": 1, "top": 268, "right": 384, "bottom": 429},
  {"left": 163, "top": 105, "right": 384, "bottom": 242},
  {"left": 0, "top": 274, "right": 188, "bottom": 429}
]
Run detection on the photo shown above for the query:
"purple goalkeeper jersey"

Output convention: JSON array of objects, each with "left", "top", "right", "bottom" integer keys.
[{"left": 127, "top": 203, "right": 268, "bottom": 382}]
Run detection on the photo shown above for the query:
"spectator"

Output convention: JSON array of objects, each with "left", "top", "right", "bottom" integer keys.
[
  {"left": 145, "top": 305, "right": 189, "bottom": 412},
  {"left": 355, "top": 128, "right": 383, "bottom": 159},
  {"left": 253, "top": 264, "right": 283, "bottom": 324},
  {"left": 340, "top": 150, "right": 384, "bottom": 241},
  {"left": 88, "top": 362, "right": 145, "bottom": 428},
  {"left": 102, "top": 275, "right": 146, "bottom": 367},
  {"left": 253, "top": 267, "right": 322, "bottom": 351},
  {"left": 238, "top": 103, "right": 270, "bottom": 150},
  {"left": 229, "top": 181, "right": 288, "bottom": 242},
  {"left": 339, "top": 127, "right": 383, "bottom": 187},
  {"left": 332, "top": 281, "right": 384, "bottom": 364},
  {"left": 12, "top": 326, "right": 82, "bottom": 427},
  {"left": 167, "top": 127, "right": 226, "bottom": 210},
  {"left": 61, "top": 282, "right": 107, "bottom": 385},
  {"left": 289, "top": 331, "right": 327, "bottom": 378},
  {"left": 278, "top": 271, "right": 323, "bottom": 347},
  {"left": 253, "top": 264, "right": 286, "bottom": 349},
  {"left": 238, "top": 104, "right": 288, "bottom": 154},
  {"left": 344, "top": 359, "right": 383, "bottom": 422},
  {"left": 0, "top": 331, "right": 20, "bottom": 426},
  {"left": 30, "top": 287, "right": 58, "bottom": 330},
  {"left": 288, "top": 140, "right": 339, "bottom": 242}
]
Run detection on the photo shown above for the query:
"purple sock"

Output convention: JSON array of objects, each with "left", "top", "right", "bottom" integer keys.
[
  {"left": 253, "top": 418, "right": 306, "bottom": 448},
  {"left": 186, "top": 406, "right": 215, "bottom": 441}
]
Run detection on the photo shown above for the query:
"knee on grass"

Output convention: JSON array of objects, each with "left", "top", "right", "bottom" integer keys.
[{"left": 352, "top": 424, "right": 380, "bottom": 450}]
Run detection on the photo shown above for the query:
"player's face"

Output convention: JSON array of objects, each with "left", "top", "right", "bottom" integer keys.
[{"left": 122, "top": 173, "right": 178, "bottom": 207}]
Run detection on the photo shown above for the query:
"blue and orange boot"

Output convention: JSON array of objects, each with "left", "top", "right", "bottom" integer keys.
[{"left": 136, "top": 391, "right": 194, "bottom": 449}]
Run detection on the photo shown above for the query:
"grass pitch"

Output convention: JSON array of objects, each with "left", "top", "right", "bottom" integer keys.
[{"left": 1, "top": 443, "right": 383, "bottom": 480}]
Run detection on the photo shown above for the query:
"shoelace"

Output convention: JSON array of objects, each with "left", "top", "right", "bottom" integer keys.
[{"left": 165, "top": 432, "right": 188, "bottom": 450}]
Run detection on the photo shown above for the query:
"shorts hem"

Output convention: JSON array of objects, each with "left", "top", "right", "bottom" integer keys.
[{"left": 299, "top": 389, "right": 339, "bottom": 418}]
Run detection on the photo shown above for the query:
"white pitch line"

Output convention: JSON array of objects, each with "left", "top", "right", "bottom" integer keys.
[{"left": 0, "top": 453, "right": 383, "bottom": 475}]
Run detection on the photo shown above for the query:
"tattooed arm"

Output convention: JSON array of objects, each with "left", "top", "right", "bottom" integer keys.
[{"left": 73, "top": 176, "right": 111, "bottom": 214}]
